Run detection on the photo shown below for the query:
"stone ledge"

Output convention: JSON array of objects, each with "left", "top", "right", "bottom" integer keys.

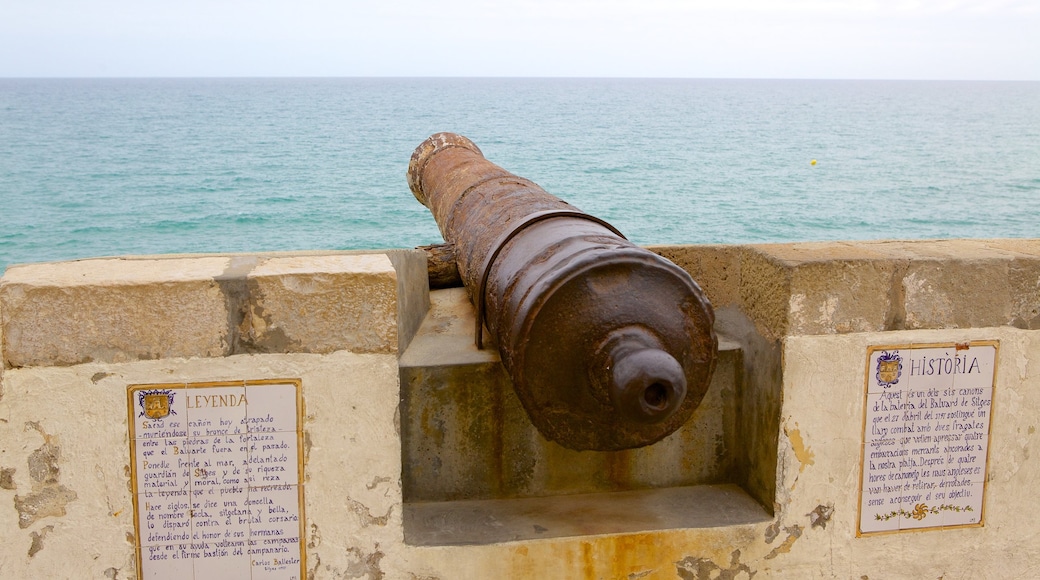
[
  {"left": 650, "top": 239, "right": 1040, "bottom": 339},
  {"left": 1, "top": 252, "right": 417, "bottom": 368},
  {"left": 404, "top": 484, "right": 769, "bottom": 546},
  {"left": 1, "top": 257, "right": 231, "bottom": 368},
  {"left": 241, "top": 254, "right": 399, "bottom": 355},
  {"left": 5, "top": 240, "right": 1036, "bottom": 367}
]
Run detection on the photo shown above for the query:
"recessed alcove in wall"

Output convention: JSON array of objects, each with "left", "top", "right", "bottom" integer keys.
[{"left": 398, "top": 289, "right": 776, "bottom": 546}]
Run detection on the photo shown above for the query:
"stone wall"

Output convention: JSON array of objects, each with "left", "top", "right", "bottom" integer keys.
[{"left": 0, "top": 239, "right": 1037, "bottom": 578}]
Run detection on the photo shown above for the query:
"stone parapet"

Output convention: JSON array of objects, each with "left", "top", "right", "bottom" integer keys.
[
  {"left": 2, "top": 240, "right": 1039, "bottom": 579},
  {"left": 1, "top": 257, "right": 231, "bottom": 368},
  {"left": 1, "top": 251, "right": 427, "bottom": 368},
  {"left": 651, "top": 239, "right": 1040, "bottom": 339},
  {"left": 238, "top": 254, "right": 399, "bottom": 355}
]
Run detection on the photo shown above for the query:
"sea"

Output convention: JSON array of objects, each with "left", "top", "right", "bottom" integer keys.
[{"left": 1, "top": 78, "right": 1038, "bottom": 272}]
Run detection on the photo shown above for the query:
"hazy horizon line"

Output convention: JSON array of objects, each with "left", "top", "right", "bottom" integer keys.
[{"left": 3, "top": 75, "right": 1038, "bottom": 83}]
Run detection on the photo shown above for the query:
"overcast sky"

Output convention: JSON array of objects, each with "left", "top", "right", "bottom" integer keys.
[{"left": 2, "top": 0, "right": 1037, "bottom": 79}]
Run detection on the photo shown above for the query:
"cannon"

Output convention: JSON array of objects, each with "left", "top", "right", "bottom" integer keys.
[{"left": 407, "top": 133, "right": 717, "bottom": 451}]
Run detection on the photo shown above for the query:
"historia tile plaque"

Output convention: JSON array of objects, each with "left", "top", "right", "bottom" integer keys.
[
  {"left": 858, "top": 342, "right": 997, "bottom": 536},
  {"left": 128, "top": 380, "right": 305, "bottom": 579}
]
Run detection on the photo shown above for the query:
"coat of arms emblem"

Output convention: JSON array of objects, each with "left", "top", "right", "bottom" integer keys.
[
  {"left": 876, "top": 351, "right": 902, "bottom": 388},
  {"left": 138, "top": 389, "right": 176, "bottom": 420}
]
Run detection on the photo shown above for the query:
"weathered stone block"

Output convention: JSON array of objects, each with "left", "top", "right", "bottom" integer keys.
[
  {"left": 1, "top": 258, "right": 231, "bottom": 368},
  {"left": 862, "top": 239, "right": 1038, "bottom": 330},
  {"left": 244, "top": 254, "right": 399, "bottom": 355},
  {"left": 384, "top": 249, "right": 431, "bottom": 352},
  {"left": 648, "top": 244, "right": 743, "bottom": 308},
  {"left": 665, "top": 240, "right": 1040, "bottom": 338},
  {"left": 787, "top": 259, "right": 897, "bottom": 335},
  {"left": 738, "top": 247, "right": 792, "bottom": 340},
  {"left": 1009, "top": 257, "right": 1040, "bottom": 329},
  {"left": 901, "top": 259, "right": 1012, "bottom": 330}
]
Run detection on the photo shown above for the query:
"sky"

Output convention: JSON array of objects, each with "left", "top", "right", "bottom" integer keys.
[{"left": 1, "top": 0, "right": 1038, "bottom": 80}]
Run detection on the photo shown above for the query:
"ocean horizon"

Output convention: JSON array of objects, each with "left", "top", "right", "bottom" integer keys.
[{"left": 2, "top": 77, "right": 1038, "bottom": 272}]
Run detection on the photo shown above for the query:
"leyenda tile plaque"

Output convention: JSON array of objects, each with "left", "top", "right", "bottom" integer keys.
[{"left": 128, "top": 380, "right": 305, "bottom": 580}]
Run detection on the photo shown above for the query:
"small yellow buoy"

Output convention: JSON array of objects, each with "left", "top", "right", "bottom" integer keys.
[{"left": 810, "top": 159, "right": 817, "bottom": 166}]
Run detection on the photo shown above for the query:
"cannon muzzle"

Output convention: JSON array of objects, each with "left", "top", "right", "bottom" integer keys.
[{"left": 407, "top": 133, "right": 717, "bottom": 451}]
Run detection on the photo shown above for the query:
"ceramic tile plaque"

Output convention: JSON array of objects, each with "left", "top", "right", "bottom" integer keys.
[
  {"left": 858, "top": 342, "right": 997, "bottom": 536},
  {"left": 128, "top": 380, "right": 305, "bottom": 579}
]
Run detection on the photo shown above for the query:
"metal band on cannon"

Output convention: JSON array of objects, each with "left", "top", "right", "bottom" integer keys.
[
  {"left": 407, "top": 133, "right": 718, "bottom": 451},
  {"left": 473, "top": 209, "right": 628, "bottom": 350}
]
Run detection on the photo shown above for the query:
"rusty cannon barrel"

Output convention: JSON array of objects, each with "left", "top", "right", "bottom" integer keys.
[{"left": 407, "top": 133, "right": 717, "bottom": 451}]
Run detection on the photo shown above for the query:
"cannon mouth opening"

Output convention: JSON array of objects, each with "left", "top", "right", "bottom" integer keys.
[
  {"left": 609, "top": 346, "right": 688, "bottom": 425},
  {"left": 643, "top": 382, "right": 670, "bottom": 411}
]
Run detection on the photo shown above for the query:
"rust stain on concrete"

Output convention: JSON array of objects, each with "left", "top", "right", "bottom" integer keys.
[
  {"left": 786, "top": 425, "right": 815, "bottom": 473},
  {"left": 499, "top": 531, "right": 749, "bottom": 580},
  {"left": 581, "top": 541, "right": 595, "bottom": 580},
  {"left": 303, "top": 430, "right": 313, "bottom": 469},
  {"left": 307, "top": 522, "right": 322, "bottom": 549},
  {"left": 0, "top": 467, "right": 15, "bottom": 490},
  {"left": 27, "top": 524, "right": 54, "bottom": 557},
  {"left": 343, "top": 545, "right": 385, "bottom": 580},
  {"left": 808, "top": 504, "right": 835, "bottom": 529},
  {"left": 764, "top": 525, "right": 803, "bottom": 560},
  {"left": 345, "top": 497, "right": 391, "bottom": 527},
  {"left": 90, "top": 372, "right": 114, "bottom": 384},
  {"left": 763, "top": 520, "right": 781, "bottom": 544},
  {"left": 676, "top": 549, "right": 756, "bottom": 579}
]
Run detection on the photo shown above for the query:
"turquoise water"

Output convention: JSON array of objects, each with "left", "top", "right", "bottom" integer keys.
[{"left": 1, "top": 78, "right": 1038, "bottom": 271}]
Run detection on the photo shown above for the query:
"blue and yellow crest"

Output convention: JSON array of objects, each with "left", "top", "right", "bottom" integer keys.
[
  {"left": 875, "top": 351, "right": 902, "bottom": 388},
  {"left": 138, "top": 389, "right": 177, "bottom": 420}
]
